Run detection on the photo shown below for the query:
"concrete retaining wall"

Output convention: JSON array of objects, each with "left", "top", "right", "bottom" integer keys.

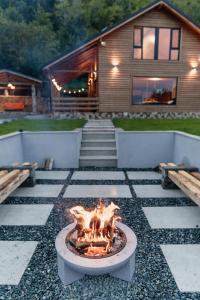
[
  {"left": 117, "top": 130, "right": 175, "bottom": 168},
  {"left": 0, "top": 131, "right": 81, "bottom": 168},
  {"left": 174, "top": 132, "right": 200, "bottom": 170},
  {"left": 0, "top": 132, "right": 23, "bottom": 166},
  {"left": 0, "top": 130, "right": 200, "bottom": 169},
  {"left": 21, "top": 131, "right": 81, "bottom": 168}
]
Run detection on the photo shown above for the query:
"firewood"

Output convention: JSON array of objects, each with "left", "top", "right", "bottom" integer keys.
[
  {"left": 0, "top": 170, "right": 21, "bottom": 191},
  {"left": 0, "top": 171, "right": 8, "bottom": 179},
  {"left": 48, "top": 158, "right": 54, "bottom": 170},
  {"left": 0, "top": 170, "right": 29, "bottom": 204}
]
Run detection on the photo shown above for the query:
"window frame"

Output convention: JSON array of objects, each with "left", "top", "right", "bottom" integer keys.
[
  {"left": 132, "top": 76, "right": 178, "bottom": 106},
  {"left": 133, "top": 26, "right": 181, "bottom": 61}
]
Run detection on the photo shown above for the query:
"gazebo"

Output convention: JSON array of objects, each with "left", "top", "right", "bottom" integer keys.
[{"left": 0, "top": 69, "right": 42, "bottom": 113}]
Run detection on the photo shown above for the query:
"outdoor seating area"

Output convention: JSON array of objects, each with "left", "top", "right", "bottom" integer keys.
[
  {"left": 0, "top": 168, "right": 199, "bottom": 299},
  {"left": 0, "top": 0, "right": 200, "bottom": 298}
]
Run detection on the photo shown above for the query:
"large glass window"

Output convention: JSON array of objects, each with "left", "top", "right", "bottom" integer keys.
[
  {"left": 132, "top": 77, "right": 177, "bottom": 105},
  {"left": 133, "top": 27, "right": 180, "bottom": 60},
  {"left": 143, "top": 27, "right": 155, "bottom": 59}
]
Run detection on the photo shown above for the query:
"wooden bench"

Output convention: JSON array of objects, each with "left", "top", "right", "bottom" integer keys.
[
  {"left": 0, "top": 162, "right": 38, "bottom": 204},
  {"left": 159, "top": 162, "right": 200, "bottom": 206}
]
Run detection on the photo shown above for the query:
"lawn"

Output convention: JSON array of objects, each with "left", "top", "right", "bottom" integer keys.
[
  {"left": 113, "top": 118, "right": 200, "bottom": 136},
  {"left": 0, "top": 119, "right": 86, "bottom": 136}
]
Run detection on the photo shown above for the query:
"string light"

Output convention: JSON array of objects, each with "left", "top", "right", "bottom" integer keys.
[{"left": 52, "top": 78, "right": 62, "bottom": 91}]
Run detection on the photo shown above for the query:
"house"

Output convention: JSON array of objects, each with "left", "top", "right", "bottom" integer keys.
[
  {"left": 43, "top": 0, "right": 200, "bottom": 114},
  {"left": 0, "top": 70, "right": 45, "bottom": 113}
]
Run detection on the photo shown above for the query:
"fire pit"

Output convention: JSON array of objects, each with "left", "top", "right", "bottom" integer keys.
[{"left": 55, "top": 201, "right": 137, "bottom": 285}]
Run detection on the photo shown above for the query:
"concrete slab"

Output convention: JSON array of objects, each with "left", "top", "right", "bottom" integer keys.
[
  {"left": 72, "top": 171, "right": 125, "bottom": 181},
  {"left": 0, "top": 204, "right": 53, "bottom": 226},
  {"left": 133, "top": 185, "right": 186, "bottom": 198},
  {"left": 161, "top": 244, "right": 200, "bottom": 292},
  {"left": 143, "top": 207, "right": 200, "bottom": 229},
  {"left": 0, "top": 241, "right": 38, "bottom": 285},
  {"left": 127, "top": 171, "right": 161, "bottom": 180},
  {"left": 11, "top": 185, "right": 63, "bottom": 198},
  {"left": 36, "top": 171, "right": 69, "bottom": 180},
  {"left": 64, "top": 185, "right": 131, "bottom": 198}
]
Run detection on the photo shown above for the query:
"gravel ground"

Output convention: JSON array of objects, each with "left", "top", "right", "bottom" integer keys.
[{"left": 0, "top": 168, "right": 199, "bottom": 300}]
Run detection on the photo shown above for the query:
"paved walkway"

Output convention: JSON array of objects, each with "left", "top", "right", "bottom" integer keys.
[{"left": 0, "top": 169, "right": 199, "bottom": 299}]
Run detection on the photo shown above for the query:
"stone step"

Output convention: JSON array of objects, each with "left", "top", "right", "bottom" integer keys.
[
  {"left": 79, "top": 156, "right": 117, "bottom": 167},
  {"left": 84, "top": 125, "right": 114, "bottom": 128},
  {"left": 83, "top": 129, "right": 115, "bottom": 133},
  {"left": 80, "top": 147, "right": 117, "bottom": 156},
  {"left": 81, "top": 140, "right": 116, "bottom": 147},
  {"left": 82, "top": 132, "right": 115, "bottom": 140}
]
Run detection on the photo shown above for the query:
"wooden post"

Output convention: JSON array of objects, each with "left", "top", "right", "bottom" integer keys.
[{"left": 31, "top": 84, "right": 37, "bottom": 113}]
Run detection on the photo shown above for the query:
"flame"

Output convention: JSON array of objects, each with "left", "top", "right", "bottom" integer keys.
[{"left": 69, "top": 201, "right": 121, "bottom": 256}]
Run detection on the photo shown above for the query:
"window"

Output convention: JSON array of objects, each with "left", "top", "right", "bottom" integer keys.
[
  {"left": 133, "top": 27, "right": 180, "bottom": 60},
  {"left": 132, "top": 77, "right": 177, "bottom": 105}
]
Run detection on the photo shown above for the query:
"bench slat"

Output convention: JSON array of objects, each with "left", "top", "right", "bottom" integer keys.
[
  {"left": 0, "top": 171, "right": 8, "bottom": 179},
  {"left": 0, "top": 170, "right": 30, "bottom": 204},
  {"left": 0, "top": 170, "right": 21, "bottom": 190},
  {"left": 168, "top": 171, "right": 200, "bottom": 206}
]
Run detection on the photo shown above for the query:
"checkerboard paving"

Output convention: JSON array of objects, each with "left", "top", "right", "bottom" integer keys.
[
  {"left": 11, "top": 184, "right": 63, "bottom": 198},
  {"left": 127, "top": 171, "right": 161, "bottom": 180},
  {"left": 0, "top": 169, "right": 199, "bottom": 299},
  {"left": 0, "top": 204, "right": 53, "bottom": 226},
  {"left": 36, "top": 171, "right": 69, "bottom": 180},
  {"left": 63, "top": 184, "right": 132, "bottom": 198},
  {"left": 0, "top": 241, "right": 38, "bottom": 285},
  {"left": 72, "top": 171, "right": 125, "bottom": 181}
]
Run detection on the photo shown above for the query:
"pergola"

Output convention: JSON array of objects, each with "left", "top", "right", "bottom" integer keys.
[{"left": 0, "top": 70, "right": 42, "bottom": 112}]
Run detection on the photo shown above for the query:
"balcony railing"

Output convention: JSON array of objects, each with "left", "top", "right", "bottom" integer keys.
[{"left": 52, "top": 97, "right": 99, "bottom": 112}]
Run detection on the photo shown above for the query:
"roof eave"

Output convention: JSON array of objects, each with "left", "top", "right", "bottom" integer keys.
[
  {"left": 43, "top": 0, "right": 200, "bottom": 70},
  {"left": 0, "top": 69, "right": 42, "bottom": 83}
]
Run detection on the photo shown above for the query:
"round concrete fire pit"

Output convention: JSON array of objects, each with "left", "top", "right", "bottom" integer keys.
[{"left": 55, "top": 222, "right": 137, "bottom": 285}]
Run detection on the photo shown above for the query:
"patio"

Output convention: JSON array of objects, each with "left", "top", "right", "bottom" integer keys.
[{"left": 0, "top": 169, "right": 199, "bottom": 299}]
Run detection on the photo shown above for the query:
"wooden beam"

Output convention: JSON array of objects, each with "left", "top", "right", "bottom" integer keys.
[
  {"left": 0, "top": 170, "right": 21, "bottom": 190},
  {"left": 31, "top": 85, "right": 37, "bottom": 113},
  {"left": 0, "top": 170, "right": 29, "bottom": 204},
  {"left": 168, "top": 171, "right": 200, "bottom": 206}
]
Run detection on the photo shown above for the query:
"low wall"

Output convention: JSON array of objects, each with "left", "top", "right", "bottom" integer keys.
[
  {"left": 174, "top": 132, "right": 200, "bottom": 170},
  {"left": 0, "top": 132, "right": 23, "bottom": 165},
  {"left": 117, "top": 130, "right": 175, "bottom": 168},
  {"left": 22, "top": 131, "right": 81, "bottom": 168},
  {"left": 0, "top": 131, "right": 81, "bottom": 168}
]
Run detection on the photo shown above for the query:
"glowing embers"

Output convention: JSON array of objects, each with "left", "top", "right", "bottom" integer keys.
[{"left": 66, "top": 201, "right": 126, "bottom": 258}]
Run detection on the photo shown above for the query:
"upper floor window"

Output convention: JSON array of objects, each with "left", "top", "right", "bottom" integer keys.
[{"left": 133, "top": 27, "right": 180, "bottom": 61}]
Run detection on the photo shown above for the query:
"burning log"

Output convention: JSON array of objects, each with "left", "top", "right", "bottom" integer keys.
[{"left": 67, "top": 201, "right": 121, "bottom": 257}]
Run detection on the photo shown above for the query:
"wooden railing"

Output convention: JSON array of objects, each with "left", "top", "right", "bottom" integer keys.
[{"left": 52, "top": 97, "right": 99, "bottom": 112}]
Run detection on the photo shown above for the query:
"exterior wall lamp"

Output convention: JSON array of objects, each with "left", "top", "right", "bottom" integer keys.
[{"left": 100, "top": 40, "right": 106, "bottom": 47}]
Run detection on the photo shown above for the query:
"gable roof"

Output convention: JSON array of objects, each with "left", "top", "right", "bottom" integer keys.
[
  {"left": 43, "top": 0, "right": 200, "bottom": 70},
  {"left": 0, "top": 69, "right": 41, "bottom": 83}
]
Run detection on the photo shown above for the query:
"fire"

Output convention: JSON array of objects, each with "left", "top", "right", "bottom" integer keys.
[{"left": 69, "top": 201, "right": 121, "bottom": 257}]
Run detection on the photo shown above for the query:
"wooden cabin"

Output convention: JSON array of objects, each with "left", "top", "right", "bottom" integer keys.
[
  {"left": 0, "top": 70, "right": 44, "bottom": 113},
  {"left": 43, "top": 0, "right": 200, "bottom": 113}
]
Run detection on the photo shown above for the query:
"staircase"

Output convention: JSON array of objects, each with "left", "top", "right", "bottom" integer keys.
[{"left": 80, "top": 119, "right": 117, "bottom": 167}]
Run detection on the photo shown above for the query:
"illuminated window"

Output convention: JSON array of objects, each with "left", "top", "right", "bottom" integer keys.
[
  {"left": 133, "top": 27, "right": 180, "bottom": 60},
  {"left": 132, "top": 77, "right": 177, "bottom": 105}
]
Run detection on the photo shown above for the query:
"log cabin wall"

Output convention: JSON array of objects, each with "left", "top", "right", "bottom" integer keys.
[{"left": 98, "top": 7, "right": 200, "bottom": 112}]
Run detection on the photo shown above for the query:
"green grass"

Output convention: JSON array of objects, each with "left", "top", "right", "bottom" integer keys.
[
  {"left": 113, "top": 118, "right": 200, "bottom": 136},
  {"left": 0, "top": 119, "right": 86, "bottom": 136}
]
